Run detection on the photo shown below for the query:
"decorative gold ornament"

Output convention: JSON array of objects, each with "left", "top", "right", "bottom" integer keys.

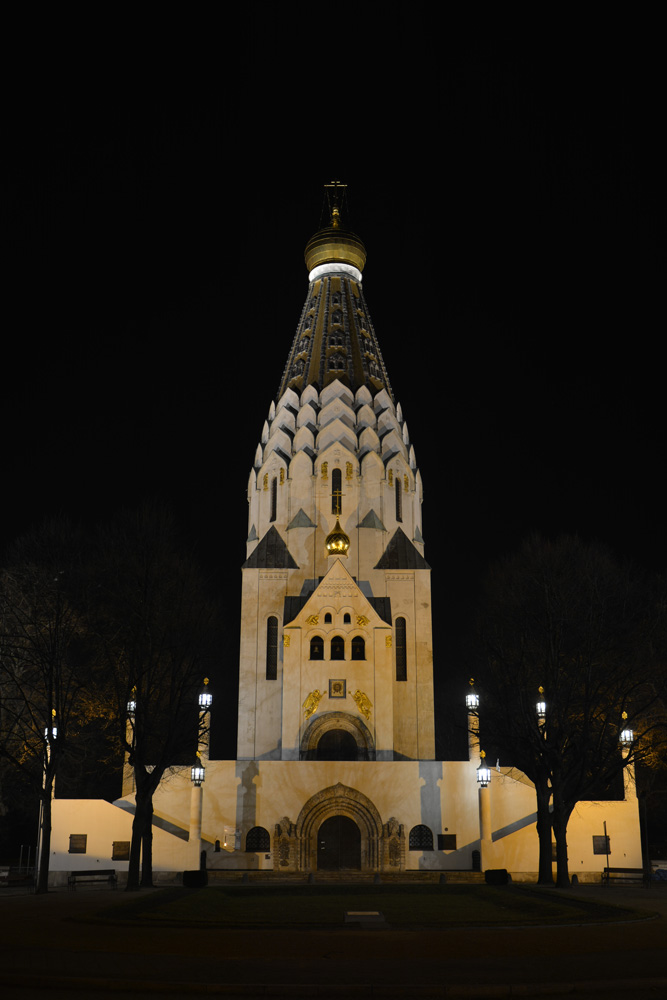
[
  {"left": 280, "top": 468, "right": 285, "bottom": 485},
  {"left": 283, "top": 635, "right": 290, "bottom": 647},
  {"left": 404, "top": 474, "right": 409, "bottom": 492},
  {"left": 303, "top": 689, "right": 324, "bottom": 720},
  {"left": 263, "top": 473, "right": 268, "bottom": 491},
  {"left": 388, "top": 470, "right": 394, "bottom": 487},
  {"left": 346, "top": 462, "right": 353, "bottom": 480},
  {"left": 351, "top": 689, "right": 372, "bottom": 720},
  {"left": 356, "top": 615, "right": 370, "bottom": 627},
  {"left": 306, "top": 615, "right": 319, "bottom": 625},
  {"left": 326, "top": 517, "right": 350, "bottom": 557},
  {"left": 321, "top": 462, "right": 328, "bottom": 480},
  {"left": 386, "top": 635, "right": 392, "bottom": 647}
]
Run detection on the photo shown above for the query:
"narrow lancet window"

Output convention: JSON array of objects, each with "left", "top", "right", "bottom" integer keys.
[
  {"left": 266, "top": 616, "right": 278, "bottom": 680},
  {"left": 395, "top": 617, "right": 407, "bottom": 681},
  {"left": 270, "top": 477, "right": 277, "bottom": 522},
  {"left": 395, "top": 476, "right": 402, "bottom": 522}
]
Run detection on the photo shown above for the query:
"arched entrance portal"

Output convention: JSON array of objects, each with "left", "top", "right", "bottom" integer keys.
[{"left": 317, "top": 815, "right": 361, "bottom": 870}]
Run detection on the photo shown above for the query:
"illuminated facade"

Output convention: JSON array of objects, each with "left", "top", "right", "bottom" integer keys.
[{"left": 49, "top": 190, "right": 643, "bottom": 881}]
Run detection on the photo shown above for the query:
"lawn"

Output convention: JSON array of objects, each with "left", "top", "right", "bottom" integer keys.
[{"left": 95, "top": 883, "right": 643, "bottom": 930}]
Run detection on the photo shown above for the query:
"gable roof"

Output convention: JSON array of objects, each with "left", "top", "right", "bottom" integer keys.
[
  {"left": 242, "top": 526, "right": 299, "bottom": 569},
  {"left": 374, "top": 527, "right": 430, "bottom": 570}
]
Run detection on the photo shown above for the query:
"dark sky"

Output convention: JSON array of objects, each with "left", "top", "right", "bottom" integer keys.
[{"left": 3, "top": 14, "right": 659, "bottom": 755}]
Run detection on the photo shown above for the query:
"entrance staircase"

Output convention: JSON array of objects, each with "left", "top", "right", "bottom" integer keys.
[{"left": 206, "top": 869, "right": 485, "bottom": 886}]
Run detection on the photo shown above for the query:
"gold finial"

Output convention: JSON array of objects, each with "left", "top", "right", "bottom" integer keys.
[
  {"left": 52, "top": 709, "right": 57, "bottom": 718},
  {"left": 469, "top": 677, "right": 475, "bottom": 687},
  {"left": 204, "top": 677, "right": 209, "bottom": 686},
  {"left": 196, "top": 749, "right": 201, "bottom": 760},
  {"left": 480, "top": 749, "right": 486, "bottom": 759},
  {"left": 325, "top": 516, "right": 350, "bottom": 557},
  {"left": 622, "top": 711, "right": 628, "bottom": 720},
  {"left": 538, "top": 686, "right": 544, "bottom": 695},
  {"left": 331, "top": 205, "right": 340, "bottom": 229}
]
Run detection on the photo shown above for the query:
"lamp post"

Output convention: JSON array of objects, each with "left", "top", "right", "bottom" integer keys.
[
  {"left": 122, "top": 688, "right": 137, "bottom": 796},
  {"left": 476, "top": 749, "right": 493, "bottom": 870},
  {"left": 189, "top": 751, "right": 205, "bottom": 868},
  {"left": 536, "top": 686, "right": 546, "bottom": 727},
  {"left": 189, "top": 681, "right": 213, "bottom": 870}
]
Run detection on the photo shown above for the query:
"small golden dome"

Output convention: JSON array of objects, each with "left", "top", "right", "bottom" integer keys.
[
  {"left": 325, "top": 516, "right": 350, "bottom": 557},
  {"left": 304, "top": 205, "right": 367, "bottom": 273}
]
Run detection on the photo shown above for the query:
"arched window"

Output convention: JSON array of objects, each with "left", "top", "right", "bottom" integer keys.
[
  {"left": 351, "top": 636, "right": 365, "bottom": 660},
  {"left": 343, "top": 612, "right": 351, "bottom": 624},
  {"left": 395, "top": 476, "right": 402, "bottom": 522},
  {"left": 395, "top": 617, "right": 407, "bottom": 681},
  {"left": 324, "top": 612, "right": 332, "bottom": 624},
  {"left": 266, "top": 616, "right": 278, "bottom": 680},
  {"left": 332, "top": 468, "right": 342, "bottom": 514},
  {"left": 310, "top": 636, "right": 324, "bottom": 660},
  {"left": 270, "top": 477, "right": 277, "bottom": 522},
  {"left": 409, "top": 825, "right": 433, "bottom": 850},
  {"left": 246, "top": 826, "right": 271, "bottom": 852},
  {"left": 330, "top": 635, "right": 345, "bottom": 660}
]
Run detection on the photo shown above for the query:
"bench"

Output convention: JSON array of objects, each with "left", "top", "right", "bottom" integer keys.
[
  {"left": 68, "top": 869, "right": 117, "bottom": 890},
  {"left": 602, "top": 867, "right": 647, "bottom": 886}
]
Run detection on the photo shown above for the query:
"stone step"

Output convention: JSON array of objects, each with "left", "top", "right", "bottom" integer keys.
[{"left": 205, "top": 869, "right": 485, "bottom": 886}]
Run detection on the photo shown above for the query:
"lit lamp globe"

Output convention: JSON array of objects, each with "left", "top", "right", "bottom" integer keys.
[
  {"left": 476, "top": 751, "right": 491, "bottom": 788},
  {"left": 466, "top": 678, "right": 479, "bottom": 710},
  {"left": 620, "top": 712, "right": 633, "bottom": 747},
  {"left": 325, "top": 517, "right": 350, "bottom": 558},
  {"left": 536, "top": 686, "right": 546, "bottom": 720},
  {"left": 198, "top": 678, "right": 212, "bottom": 710},
  {"left": 191, "top": 763, "right": 206, "bottom": 787}
]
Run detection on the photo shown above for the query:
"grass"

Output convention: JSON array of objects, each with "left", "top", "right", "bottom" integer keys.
[{"left": 93, "top": 883, "right": 644, "bottom": 930}]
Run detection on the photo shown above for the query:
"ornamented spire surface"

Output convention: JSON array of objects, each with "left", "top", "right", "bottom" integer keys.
[{"left": 277, "top": 193, "right": 393, "bottom": 402}]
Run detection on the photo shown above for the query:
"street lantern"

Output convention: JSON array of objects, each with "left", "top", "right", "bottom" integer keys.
[
  {"left": 191, "top": 763, "right": 206, "bottom": 786},
  {"left": 199, "top": 677, "right": 213, "bottom": 710},
  {"left": 44, "top": 709, "right": 57, "bottom": 742},
  {"left": 536, "top": 686, "right": 546, "bottom": 720},
  {"left": 466, "top": 677, "right": 479, "bottom": 711},
  {"left": 191, "top": 750, "right": 205, "bottom": 786},
  {"left": 127, "top": 687, "right": 137, "bottom": 717},
  {"left": 477, "top": 750, "right": 491, "bottom": 787},
  {"left": 620, "top": 711, "right": 633, "bottom": 747}
]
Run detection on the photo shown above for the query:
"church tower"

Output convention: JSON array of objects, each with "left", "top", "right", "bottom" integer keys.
[{"left": 237, "top": 185, "right": 435, "bottom": 765}]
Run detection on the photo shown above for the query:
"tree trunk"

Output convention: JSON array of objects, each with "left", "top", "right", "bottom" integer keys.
[
  {"left": 140, "top": 799, "right": 154, "bottom": 888},
  {"left": 552, "top": 791, "right": 573, "bottom": 888},
  {"left": 535, "top": 773, "right": 554, "bottom": 885},
  {"left": 127, "top": 781, "right": 152, "bottom": 891}
]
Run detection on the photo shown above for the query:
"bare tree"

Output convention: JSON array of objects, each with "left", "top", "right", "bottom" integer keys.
[
  {"left": 474, "top": 534, "right": 664, "bottom": 887},
  {"left": 93, "top": 506, "right": 219, "bottom": 891},
  {"left": 0, "top": 521, "right": 105, "bottom": 893}
]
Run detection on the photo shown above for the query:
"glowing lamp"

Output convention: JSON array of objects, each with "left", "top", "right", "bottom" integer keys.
[
  {"left": 477, "top": 751, "right": 491, "bottom": 787},
  {"left": 191, "top": 764, "right": 206, "bottom": 786},
  {"left": 199, "top": 678, "right": 213, "bottom": 710}
]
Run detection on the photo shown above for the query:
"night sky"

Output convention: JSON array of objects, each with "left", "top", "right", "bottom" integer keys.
[{"left": 4, "top": 15, "right": 659, "bottom": 758}]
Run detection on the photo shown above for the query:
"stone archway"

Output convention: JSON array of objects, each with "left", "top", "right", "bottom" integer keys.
[
  {"left": 273, "top": 785, "right": 406, "bottom": 874},
  {"left": 300, "top": 711, "right": 375, "bottom": 761},
  {"left": 296, "top": 782, "right": 384, "bottom": 872}
]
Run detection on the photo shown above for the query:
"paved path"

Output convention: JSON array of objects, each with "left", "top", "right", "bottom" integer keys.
[{"left": 1, "top": 884, "right": 666, "bottom": 998}]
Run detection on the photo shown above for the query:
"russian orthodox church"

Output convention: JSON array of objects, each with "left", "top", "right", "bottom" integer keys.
[{"left": 49, "top": 187, "right": 643, "bottom": 881}]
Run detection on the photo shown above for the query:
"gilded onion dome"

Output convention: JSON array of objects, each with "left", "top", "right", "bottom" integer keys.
[
  {"left": 304, "top": 206, "right": 367, "bottom": 273},
  {"left": 325, "top": 516, "right": 350, "bottom": 557}
]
